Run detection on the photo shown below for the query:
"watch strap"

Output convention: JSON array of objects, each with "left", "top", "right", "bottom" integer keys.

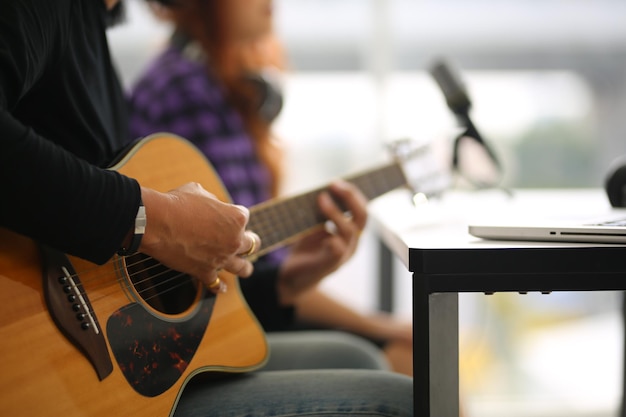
[{"left": 117, "top": 198, "right": 146, "bottom": 256}]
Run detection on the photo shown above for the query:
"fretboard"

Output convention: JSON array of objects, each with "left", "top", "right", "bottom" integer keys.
[{"left": 248, "top": 162, "right": 406, "bottom": 256}]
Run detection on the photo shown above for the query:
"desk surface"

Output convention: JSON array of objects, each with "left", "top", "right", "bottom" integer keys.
[
  {"left": 369, "top": 188, "right": 626, "bottom": 293},
  {"left": 370, "top": 188, "right": 626, "bottom": 416}
]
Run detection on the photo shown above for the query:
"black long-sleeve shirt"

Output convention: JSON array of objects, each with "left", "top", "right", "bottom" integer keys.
[
  {"left": 0, "top": 0, "right": 139, "bottom": 264},
  {"left": 0, "top": 0, "right": 293, "bottom": 330}
]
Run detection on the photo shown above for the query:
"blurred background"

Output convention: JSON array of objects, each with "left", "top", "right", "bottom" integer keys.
[{"left": 108, "top": 1, "right": 626, "bottom": 416}]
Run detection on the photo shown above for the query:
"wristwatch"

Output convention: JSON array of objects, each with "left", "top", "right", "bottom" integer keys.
[{"left": 117, "top": 198, "right": 146, "bottom": 256}]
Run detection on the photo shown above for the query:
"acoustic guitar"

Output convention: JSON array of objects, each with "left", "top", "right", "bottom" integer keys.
[{"left": 0, "top": 133, "right": 439, "bottom": 417}]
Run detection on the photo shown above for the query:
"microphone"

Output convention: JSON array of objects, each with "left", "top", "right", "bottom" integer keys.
[
  {"left": 429, "top": 59, "right": 502, "bottom": 175},
  {"left": 429, "top": 60, "right": 472, "bottom": 118}
]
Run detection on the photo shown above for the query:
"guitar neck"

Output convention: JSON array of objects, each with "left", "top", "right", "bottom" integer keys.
[{"left": 248, "top": 162, "right": 406, "bottom": 255}]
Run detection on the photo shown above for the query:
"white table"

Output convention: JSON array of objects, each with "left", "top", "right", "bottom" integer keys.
[{"left": 369, "top": 188, "right": 626, "bottom": 416}]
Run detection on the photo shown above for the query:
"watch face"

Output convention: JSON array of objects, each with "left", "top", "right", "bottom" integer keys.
[{"left": 135, "top": 205, "right": 146, "bottom": 234}]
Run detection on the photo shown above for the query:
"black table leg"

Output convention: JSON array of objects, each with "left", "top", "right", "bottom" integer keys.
[{"left": 413, "top": 273, "right": 459, "bottom": 416}]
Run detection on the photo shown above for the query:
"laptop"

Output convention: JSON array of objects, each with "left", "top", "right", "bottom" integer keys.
[{"left": 468, "top": 194, "right": 626, "bottom": 244}]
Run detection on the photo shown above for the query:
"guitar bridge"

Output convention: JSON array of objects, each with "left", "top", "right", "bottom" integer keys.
[{"left": 40, "top": 245, "right": 113, "bottom": 381}]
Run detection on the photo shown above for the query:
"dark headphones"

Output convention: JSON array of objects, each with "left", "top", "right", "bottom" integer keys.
[
  {"left": 243, "top": 69, "right": 284, "bottom": 124},
  {"left": 605, "top": 155, "right": 626, "bottom": 207}
]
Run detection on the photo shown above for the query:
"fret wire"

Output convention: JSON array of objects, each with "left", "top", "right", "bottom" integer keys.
[
  {"left": 259, "top": 205, "right": 286, "bottom": 248},
  {"left": 250, "top": 213, "right": 269, "bottom": 245},
  {"left": 275, "top": 198, "right": 294, "bottom": 244},
  {"left": 346, "top": 163, "right": 405, "bottom": 201},
  {"left": 248, "top": 161, "right": 406, "bottom": 252}
]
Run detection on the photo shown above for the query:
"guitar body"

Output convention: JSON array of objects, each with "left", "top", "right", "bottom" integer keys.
[{"left": 0, "top": 134, "right": 268, "bottom": 417}]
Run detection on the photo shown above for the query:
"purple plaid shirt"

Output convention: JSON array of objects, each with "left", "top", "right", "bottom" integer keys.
[
  {"left": 127, "top": 46, "right": 272, "bottom": 209},
  {"left": 127, "top": 45, "right": 288, "bottom": 268}
]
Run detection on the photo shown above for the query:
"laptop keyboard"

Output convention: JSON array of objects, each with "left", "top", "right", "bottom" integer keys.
[{"left": 588, "top": 218, "right": 626, "bottom": 227}]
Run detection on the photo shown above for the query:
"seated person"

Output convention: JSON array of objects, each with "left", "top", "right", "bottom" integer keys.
[
  {"left": 128, "top": 0, "right": 413, "bottom": 376},
  {"left": 0, "top": 0, "right": 413, "bottom": 416}
]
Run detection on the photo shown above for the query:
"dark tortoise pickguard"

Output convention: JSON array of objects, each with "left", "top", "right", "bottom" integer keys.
[{"left": 106, "top": 295, "right": 215, "bottom": 397}]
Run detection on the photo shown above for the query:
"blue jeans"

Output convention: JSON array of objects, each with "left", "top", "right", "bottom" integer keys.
[{"left": 173, "top": 331, "right": 413, "bottom": 417}]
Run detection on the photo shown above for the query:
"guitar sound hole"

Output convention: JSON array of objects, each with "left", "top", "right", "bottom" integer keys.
[{"left": 124, "top": 253, "right": 199, "bottom": 315}]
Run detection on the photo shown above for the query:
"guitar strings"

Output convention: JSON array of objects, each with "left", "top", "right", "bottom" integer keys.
[
  {"left": 55, "top": 166, "right": 402, "bottom": 312},
  {"left": 56, "top": 262, "right": 207, "bottom": 327},
  {"left": 56, "top": 255, "right": 199, "bottom": 310},
  {"left": 248, "top": 190, "right": 321, "bottom": 250}
]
